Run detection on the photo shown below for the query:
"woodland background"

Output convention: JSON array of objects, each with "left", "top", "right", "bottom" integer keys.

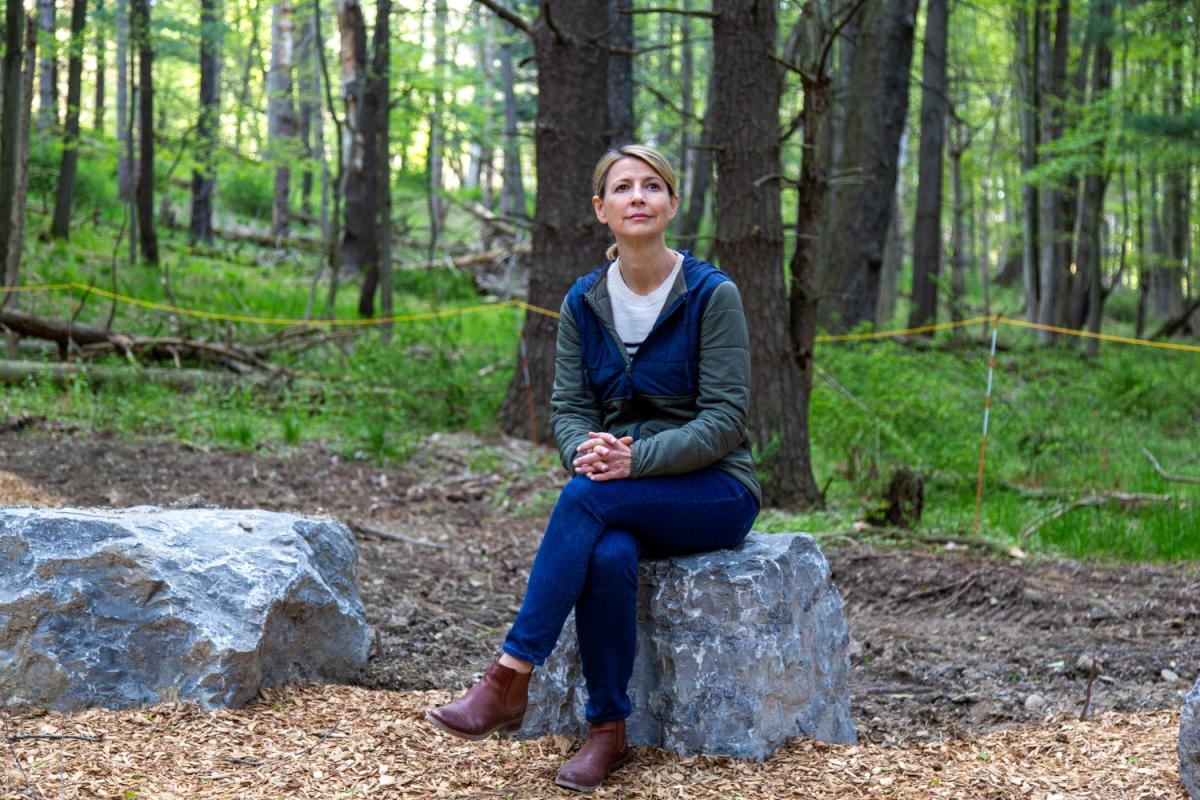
[{"left": 0, "top": 0, "right": 1197, "bottom": 529}]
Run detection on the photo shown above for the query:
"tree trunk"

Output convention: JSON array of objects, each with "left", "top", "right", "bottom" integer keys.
[
  {"left": 1069, "top": 0, "right": 1113, "bottom": 334},
  {"left": 5, "top": 16, "right": 37, "bottom": 329},
  {"left": 296, "top": 11, "right": 316, "bottom": 217},
  {"left": 676, "top": 0, "right": 693, "bottom": 210},
  {"left": 426, "top": 0, "right": 447, "bottom": 255},
  {"left": 116, "top": 0, "right": 131, "bottom": 200},
  {"left": 1162, "top": 25, "right": 1187, "bottom": 320},
  {"left": 92, "top": 0, "right": 105, "bottom": 134},
  {"left": 357, "top": 0, "right": 390, "bottom": 318},
  {"left": 373, "top": 0, "right": 391, "bottom": 338},
  {"left": 907, "top": 0, "right": 948, "bottom": 330},
  {"left": 190, "top": 0, "right": 220, "bottom": 246},
  {"left": 713, "top": 0, "right": 819, "bottom": 508},
  {"left": 879, "top": 117, "right": 908, "bottom": 327},
  {"left": 233, "top": 0, "right": 264, "bottom": 158},
  {"left": 498, "top": 39, "right": 526, "bottom": 220},
  {"left": 0, "top": 0, "right": 26, "bottom": 308},
  {"left": 497, "top": 0, "right": 611, "bottom": 442},
  {"left": 1035, "top": 0, "right": 1068, "bottom": 343},
  {"left": 1014, "top": 2, "right": 1038, "bottom": 321},
  {"left": 133, "top": 0, "right": 157, "bottom": 263},
  {"left": 676, "top": 92, "right": 713, "bottom": 250},
  {"left": 608, "top": 0, "right": 633, "bottom": 147},
  {"left": 49, "top": 0, "right": 87, "bottom": 239},
  {"left": 337, "top": 0, "right": 374, "bottom": 271},
  {"left": 36, "top": 0, "right": 55, "bottom": 130},
  {"left": 268, "top": 2, "right": 296, "bottom": 237},
  {"left": 947, "top": 116, "right": 970, "bottom": 327},
  {"left": 820, "top": 0, "right": 919, "bottom": 332}
]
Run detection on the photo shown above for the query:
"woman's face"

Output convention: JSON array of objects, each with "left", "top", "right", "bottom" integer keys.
[{"left": 592, "top": 157, "right": 679, "bottom": 243}]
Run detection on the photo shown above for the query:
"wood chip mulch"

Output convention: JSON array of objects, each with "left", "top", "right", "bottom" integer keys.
[{"left": 1, "top": 684, "right": 1186, "bottom": 799}]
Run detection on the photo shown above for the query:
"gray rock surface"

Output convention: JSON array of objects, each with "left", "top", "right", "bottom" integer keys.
[
  {"left": 1181, "top": 677, "right": 1200, "bottom": 799},
  {"left": 0, "top": 507, "right": 370, "bottom": 712},
  {"left": 520, "top": 532, "right": 855, "bottom": 758}
]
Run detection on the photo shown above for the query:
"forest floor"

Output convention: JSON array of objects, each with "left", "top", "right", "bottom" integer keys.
[{"left": 1, "top": 423, "right": 1196, "bottom": 798}]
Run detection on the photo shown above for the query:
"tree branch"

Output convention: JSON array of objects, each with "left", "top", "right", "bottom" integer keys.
[
  {"left": 1142, "top": 448, "right": 1200, "bottom": 484},
  {"left": 635, "top": 79, "right": 706, "bottom": 129},
  {"left": 620, "top": 6, "right": 717, "bottom": 19},
  {"left": 473, "top": 0, "right": 532, "bottom": 36}
]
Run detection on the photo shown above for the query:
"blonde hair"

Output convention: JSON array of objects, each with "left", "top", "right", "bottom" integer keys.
[{"left": 592, "top": 144, "right": 678, "bottom": 261}]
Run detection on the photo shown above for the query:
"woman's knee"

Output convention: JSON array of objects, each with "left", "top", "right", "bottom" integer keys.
[{"left": 587, "top": 530, "right": 639, "bottom": 581}]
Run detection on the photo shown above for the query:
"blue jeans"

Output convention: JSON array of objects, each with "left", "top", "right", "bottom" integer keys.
[{"left": 503, "top": 467, "right": 759, "bottom": 724}]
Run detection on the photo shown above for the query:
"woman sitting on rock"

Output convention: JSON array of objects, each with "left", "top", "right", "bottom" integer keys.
[{"left": 426, "top": 144, "right": 761, "bottom": 793}]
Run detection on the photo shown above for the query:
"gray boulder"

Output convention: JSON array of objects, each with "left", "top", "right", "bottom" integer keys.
[
  {"left": 1182, "top": 677, "right": 1200, "bottom": 798},
  {"left": 0, "top": 507, "right": 370, "bottom": 711},
  {"left": 519, "top": 532, "right": 855, "bottom": 758}
]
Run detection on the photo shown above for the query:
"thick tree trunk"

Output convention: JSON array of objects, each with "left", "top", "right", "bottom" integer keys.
[
  {"left": 116, "top": 0, "right": 131, "bottom": 200},
  {"left": 336, "top": 0, "right": 375, "bottom": 271},
  {"left": 1069, "top": 0, "right": 1113, "bottom": 334},
  {"left": 1035, "top": 0, "right": 1068, "bottom": 343},
  {"left": 190, "top": 0, "right": 220, "bottom": 246},
  {"left": 49, "top": 0, "right": 88, "bottom": 240},
  {"left": 92, "top": 0, "right": 105, "bottom": 134},
  {"left": 820, "top": 0, "right": 919, "bottom": 332},
  {"left": 36, "top": 0, "right": 55, "bottom": 130},
  {"left": 1014, "top": 3, "right": 1038, "bottom": 321},
  {"left": 133, "top": 0, "right": 157, "bottom": 263},
  {"left": 713, "top": 0, "right": 818, "bottom": 508},
  {"left": 608, "top": 0, "right": 633, "bottom": 146},
  {"left": 907, "top": 0, "right": 948, "bottom": 330},
  {"left": 497, "top": 39, "right": 526, "bottom": 220},
  {"left": 0, "top": 0, "right": 26, "bottom": 308},
  {"left": 269, "top": 2, "right": 296, "bottom": 237},
  {"left": 497, "top": 0, "right": 611, "bottom": 442}
]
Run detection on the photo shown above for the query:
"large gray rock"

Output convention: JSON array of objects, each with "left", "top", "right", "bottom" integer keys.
[
  {"left": 1181, "top": 677, "right": 1200, "bottom": 798},
  {"left": 0, "top": 507, "right": 370, "bottom": 711},
  {"left": 520, "top": 532, "right": 855, "bottom": 758}
]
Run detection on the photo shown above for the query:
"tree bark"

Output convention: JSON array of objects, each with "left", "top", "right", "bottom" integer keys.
[
  {"left": 820, "top": 0, "right": 919, "bottom": 332},
  {"left": 4, "top": 16, "right": 37, "bottom": 337},
  {"left": 497, "top": 39, "right": 526, "bottom": 220},
  {"left": 357, "top": 0, "right": 390, "bottom": 318},
  {"left": 36, "top": 0, "right": 56, "bottom": 130},
  {"left": 907, "top": 0, "right": 947, "bottom": 330},
  {"left": 190, "top": 0, "right": 220, "bottom": 246},
  {"left": 608, "top": 0, "right": 633, "bottom": 146},
  {"left": 713, "top": 0, "right": 819, "bottom": 507},
  {"left": 296, "top": 11, "right": 316, "bottom": 217},
  {"left": 497, "top": 0, "right": 611, "bottom": 442},
  {"left": 947, "top": 114, "right": 970, "bottom": 327},
  {"left": 878, "top": 122, "right": 907, "bottom": 327},
  {"left": 336, "top": 0, "right": 375, "bottom": 271},
  {"left": 49, "top": 0, "right": 88, "bottom": 240},
  {"left": 1014, "top": 2, "right": 1038, "bottom": 321},
  {"left": 426, "top": 0, "right": 447, "bottom": 255},
  {"left": 116, "top": 0, "right": 131, "bottom": 200},
  {"left": 373, "top": 0, "right": 391, "bottom": 337},
  {"left": 269, "top": 1, "right": 297, "bottom": 237},
  {"left": 0, "top": 0, "right": 26, "bottom": 309},
  {"left": 92, "top": 0, "right": 105, "bottom": 134},
  {"left": 1035, "top": 0, "right": 1068, "bottom": 343},
  {"left": 133, "top": 0, "right": 157, "bottom": 263}
]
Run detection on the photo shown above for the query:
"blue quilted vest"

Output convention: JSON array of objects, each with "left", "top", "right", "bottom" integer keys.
[{"left": 564, "top": 252, "right": 729, "bottom": 405}]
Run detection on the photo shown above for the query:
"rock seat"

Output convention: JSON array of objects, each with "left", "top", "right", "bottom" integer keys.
[
  {"left": 0, "top": 507, "right": 370, "bottom": 711},
  {"left": 519, "top": 532, "right": 856, "bottom": 759},
  {"left": 1182, "top": 678, "right": 1200, "bottom": 798}
]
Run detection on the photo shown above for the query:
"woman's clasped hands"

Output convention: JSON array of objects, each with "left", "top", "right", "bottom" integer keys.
[{"left": 573, "top": 432, "right": 634, "bottom": 481}]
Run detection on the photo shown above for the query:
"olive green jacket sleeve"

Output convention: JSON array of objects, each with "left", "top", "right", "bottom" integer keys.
[
  {"left": 549, "top": 298, "right": 604, "bottom": 474},
  {"left": 628, "top": 280, "right": 751, "bottom": 477}
]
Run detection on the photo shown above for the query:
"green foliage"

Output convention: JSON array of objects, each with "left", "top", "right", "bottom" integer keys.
[{"left": 219, "top": 160, "right": 274, "bottom": 222}]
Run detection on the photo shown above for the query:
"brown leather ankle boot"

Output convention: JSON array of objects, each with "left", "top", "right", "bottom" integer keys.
[
  {"left": 424, "top": 659, "right": 530, "bottom": 740},
  {"left": 554, "top": 719, "right": 631, "bottom": 793}
]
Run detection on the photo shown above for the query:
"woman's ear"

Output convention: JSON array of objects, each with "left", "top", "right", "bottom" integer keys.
[
  {"left": 668, "top": 193, "right": 680, "bottom": 219},
  {"left": 592, "top": 194, "right": 608, "bottom": 224}
]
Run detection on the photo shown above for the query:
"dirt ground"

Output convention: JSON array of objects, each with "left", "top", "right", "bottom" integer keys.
[{"left": 1, "top": 422, "right": 1197, "bottom": 796}]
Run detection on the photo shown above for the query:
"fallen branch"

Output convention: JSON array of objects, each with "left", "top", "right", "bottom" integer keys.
[
  {"left": 349, "top": 520, "right": 449, "bottom": 549},
  {"left": 0, "top": 359, "right": 307, "bottom": 393},
  {"left": 1019, "top": 492, "right": 1184, "bottom": 544},
  {"left": 5, "top": 734, "right": 102, "bottom": 743},
  {"left": 1142, "top": 447, "right": 1200, "bottom": 484}
]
